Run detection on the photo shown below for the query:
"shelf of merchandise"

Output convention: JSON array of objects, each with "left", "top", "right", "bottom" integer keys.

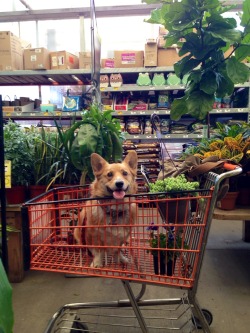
[
  {"left": 0, "top": 67, "right": 175, "bottom": 86},
  {"left": 1, "top": 67, "right": 250, "bottom": 137},
  {"left": 4, "top": 107, "right": 249, "bottom": 119}
]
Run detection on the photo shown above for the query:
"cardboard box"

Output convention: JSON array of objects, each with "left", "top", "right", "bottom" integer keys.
[
  {"left": 24, "top": 48, "right": 50, "bottom": 70},
  {"left": 159, "top": 26, "right": 168, "bottom": 36},
  {"left": 114, "top": 51, "right": 144, "bottom": 68},
  {"left": 0, "top": 31, "right": 23, "bottom": 70},
  {"left": 144, "top": 42, "right": 158, "bottom": 67},
  {"left": 79, "top": 51, "right": 91, "bottom": 69},
  {"left": 113, "top": 93, "right": 128, "bottom": 111},
  {"left": 101, "top": 92, "right": 113, "bottom": 110},
  {"left": 101, "top": 58, "right": 115, "bottom": 68},
  {"left": 157, "top": 48, "right": 183, "bottom": 67},
  {"left": 50, "top": 51, "right": 79, "bottom": 70},
  {"left": 157, "top": 36, "right": 166, "bottom": 48}
]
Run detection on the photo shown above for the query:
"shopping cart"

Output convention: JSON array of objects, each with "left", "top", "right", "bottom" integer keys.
[{"left": 22, "top": 161, "right": 241, "bottom": 333}]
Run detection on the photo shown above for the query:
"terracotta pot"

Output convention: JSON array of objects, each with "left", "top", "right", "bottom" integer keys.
[
  {"left": 28, "top": 185, "right": 47, "bottom": 199},
  {"left": 158, "top": 199, "right": 191, "bottom": 223},
  {"left": 217, "top": 191, "right": 239, "bottom": 210},
  {"left": 5, "top": 186, "right": 27, "bottom": 204},
  {"left": 237, "top": 188, "right": 250, "bottom": 206}
]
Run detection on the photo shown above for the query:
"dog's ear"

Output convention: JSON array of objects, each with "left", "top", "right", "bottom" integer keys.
[
  {"left": 91, "top": 153, "right": 108, "bottom": 176},
  {"left": 124, "top": 151, "right": 137, "bottom": 174}
]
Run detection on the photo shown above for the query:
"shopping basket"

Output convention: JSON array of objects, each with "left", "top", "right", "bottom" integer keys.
[{"left": 22, "top": 163, "right": 241, "bottom": 333}]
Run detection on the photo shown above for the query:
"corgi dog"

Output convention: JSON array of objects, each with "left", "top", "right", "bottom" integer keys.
[{"left": 74, "top": 151, "right": 138, "bottom": 268}]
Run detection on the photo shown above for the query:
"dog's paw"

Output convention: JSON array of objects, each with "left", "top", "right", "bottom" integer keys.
[
  {"left": 90, "top": 260, "right": 103, "bottom": 268},
  {"left": 119, "top": 253, "right": 129, "bottom": 264}
]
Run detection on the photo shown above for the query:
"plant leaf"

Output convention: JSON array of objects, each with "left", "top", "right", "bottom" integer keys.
[{"left": 226, "top": 57, "right": 250, "bottom": 83}]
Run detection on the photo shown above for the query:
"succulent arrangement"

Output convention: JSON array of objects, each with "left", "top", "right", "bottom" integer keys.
[{"left": 149, "top": 174, "right": 200, "bottom": 196}]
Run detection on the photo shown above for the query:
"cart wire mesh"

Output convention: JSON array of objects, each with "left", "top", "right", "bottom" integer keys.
[{"left": 44, "top": 293, "right": 196, "bottom": 333}]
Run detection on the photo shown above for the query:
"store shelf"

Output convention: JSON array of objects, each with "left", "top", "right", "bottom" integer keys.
[
  {"left": 101, "top": 84, "right": 185, "bottom": 92},
  {"left": 209, "top": 107, "right": 249, "bottom": 114},
  {"left": 2, "top": 111, "right": 83, "bottom": 119},
  {"left": 0, "top": 69, "right": 92, "bottom": 86},
  {"left": 0, "top": 67, "right": 177, "bottom": 86},
  {"left": 3, "top": 107, "right": 249, "bottom": 120},
  {"left": 125, "top": 133, "right": 204, "bottom": 140}
]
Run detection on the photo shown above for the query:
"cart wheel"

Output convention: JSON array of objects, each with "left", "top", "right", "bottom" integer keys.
[{"left": 192, "top": 309, "right": 213, "bottom": 329}]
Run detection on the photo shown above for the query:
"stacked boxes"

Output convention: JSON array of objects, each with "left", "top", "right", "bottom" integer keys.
[
  {"left": 50, "top": 51, "right": 79, "bottom": 70},
  {"left": 114, "top": 51, "right": 144, "bottom": 68},
  {"left": 79, "top": 51, "right": 91, "bottom": 69},
  {"left": 23, "top": 48, "right": 50, "bottom": 70},
  {"left": 144, "top": 40, "right": 158, "bottom": 67},
  {"left": 0, "top": 31, "right": 23, "bottom": 70}
]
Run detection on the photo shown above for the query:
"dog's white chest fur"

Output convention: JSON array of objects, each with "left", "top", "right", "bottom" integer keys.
[{"left": 95, "top": 206, "right": 130, "bottom": 247}]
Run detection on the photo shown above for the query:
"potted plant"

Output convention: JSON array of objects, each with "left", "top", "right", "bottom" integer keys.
[
  {"left": 147, "top": 222, "right": 189, "bottom": 276},
  {"left": 143, "top": 0, "right": 250, "bottom": 121},
  {"left": 149, "top": 174, "right": 200, "bottom": 223},
  {"left": 54, "top": 103, "right": 124, "bottom": 185},
  {"left": 182, "top": 122, "right": 250, "bottom": 209},
  {"left": 27, "top": 126, "right": 81, "bottom": 192},
  {"left": 147, "top": 175, "right": 199, "bottom": 275},
  {"left": 4, "top": 121, "right": 34, "bottom": 204}
]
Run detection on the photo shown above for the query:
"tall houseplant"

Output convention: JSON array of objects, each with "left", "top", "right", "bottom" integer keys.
[
  {"left": 144, "top": 0, "right": 250, "bottom": 120},
  {"left": 55, "top": 103, "right": 124, "bottom": 185}
]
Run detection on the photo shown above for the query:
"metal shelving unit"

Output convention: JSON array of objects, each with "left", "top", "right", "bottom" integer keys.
[{"left": 1, "top": 67, "right": 250, "bottom": 139}]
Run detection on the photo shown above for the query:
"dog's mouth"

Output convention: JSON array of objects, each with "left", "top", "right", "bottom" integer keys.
[{"left": 107, "top": 187, "right": 128, "bottom": 200}]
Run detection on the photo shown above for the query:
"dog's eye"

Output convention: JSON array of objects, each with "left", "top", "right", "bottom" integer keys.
[
  {"left": 123, "top": 171, "right": 128, "bottom": 176},
  {"left": 107, "top": 172, "right": 113, "bottom": 177}
]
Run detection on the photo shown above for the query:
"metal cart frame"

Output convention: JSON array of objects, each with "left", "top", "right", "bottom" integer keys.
[{"left": 23, "top": 166, "right": 241, "bottom": 333}]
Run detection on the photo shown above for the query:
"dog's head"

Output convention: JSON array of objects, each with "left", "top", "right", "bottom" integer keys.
[{"left": 90, "top": 151, "right": 138, "bottom": 199}]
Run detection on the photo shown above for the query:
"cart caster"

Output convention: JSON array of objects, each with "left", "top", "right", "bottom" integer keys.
[{"left": 192, "top": 309, "right": 213, "bottom": 329}]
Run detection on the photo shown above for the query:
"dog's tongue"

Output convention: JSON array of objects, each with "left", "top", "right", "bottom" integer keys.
[{"left": 113, "top": 190, "right": 126, "bottom": 199}]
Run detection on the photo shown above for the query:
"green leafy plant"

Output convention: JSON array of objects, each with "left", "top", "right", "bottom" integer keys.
[
  {"left": 54, "top": 103, "right": 124, "bottom": 185},
  {"left": 147, "top": 223, "right": 189, "bottom": 262},
  {"left": 149, "top": 174, "right": 200, "bottom": 196},
  {"left": 4, "top": 121, "right": 34, "bottom": 186},
  {"left": 0, "top": 260, "right": 14, "bottom": 333},
  {"left": 143, "top": 0, "right": 250, "bottom": 120},
  {"left": 182, "top": 122, "right": 250, "bottom": 166}
]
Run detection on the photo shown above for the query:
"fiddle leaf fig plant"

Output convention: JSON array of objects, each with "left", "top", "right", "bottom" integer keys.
[{"left": 143, "top": 0, "right": 250, "bottom": 120}]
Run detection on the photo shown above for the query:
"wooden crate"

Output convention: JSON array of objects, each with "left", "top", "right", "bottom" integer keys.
[{"left": 1, "top": 206, "right": 24, "bottom": 282}]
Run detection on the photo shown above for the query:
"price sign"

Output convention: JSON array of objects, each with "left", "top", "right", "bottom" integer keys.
[{"left": 4, "top": 160, "right": 11, "bottom": 188}]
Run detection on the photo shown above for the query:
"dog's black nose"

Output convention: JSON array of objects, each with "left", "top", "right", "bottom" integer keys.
[{"left": 115, "top": 181, "right": 124, "bottom": 189}]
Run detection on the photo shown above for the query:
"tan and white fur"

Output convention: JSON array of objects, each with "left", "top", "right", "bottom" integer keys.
[{"left": 74, "top": 151, "right": 137, "bottom": 268}]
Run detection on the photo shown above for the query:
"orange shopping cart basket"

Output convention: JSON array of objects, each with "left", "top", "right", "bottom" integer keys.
[{"left": 22, "top": 165, "right": 241, "bottom": 333}]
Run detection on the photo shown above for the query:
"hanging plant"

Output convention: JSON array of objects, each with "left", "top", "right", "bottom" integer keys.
[{"left": 143, "top": 0, "right": 250, "bottom": 120}]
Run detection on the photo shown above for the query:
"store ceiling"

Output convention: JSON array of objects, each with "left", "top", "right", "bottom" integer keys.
[{"left": 9, "top": 0, "right": 244, "bottom": 11}]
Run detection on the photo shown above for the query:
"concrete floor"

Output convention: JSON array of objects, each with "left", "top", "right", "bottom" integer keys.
[{"left": 11, "top": 218, "right": 250, "bottom": 333}]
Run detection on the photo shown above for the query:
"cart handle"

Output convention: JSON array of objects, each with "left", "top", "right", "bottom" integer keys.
[{"left": 223, "top": 162, "right": 240, "bottom": 171}]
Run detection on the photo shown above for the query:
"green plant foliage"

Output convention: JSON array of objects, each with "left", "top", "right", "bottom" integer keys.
[
  {"left": 143, "top": 0, "right": 250, "bottom": 120},
  {"left": 0, "top": 260, "right": 14, "bottom": 333},
  {"left": 149, "top": 174, "right": 199, "bottom": 195},
  {"left": 3, "top": 121, "right": 34, "bottom": 186},
  {"left": 54, "top": 104, "right": 123, "bottom": 185}
]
